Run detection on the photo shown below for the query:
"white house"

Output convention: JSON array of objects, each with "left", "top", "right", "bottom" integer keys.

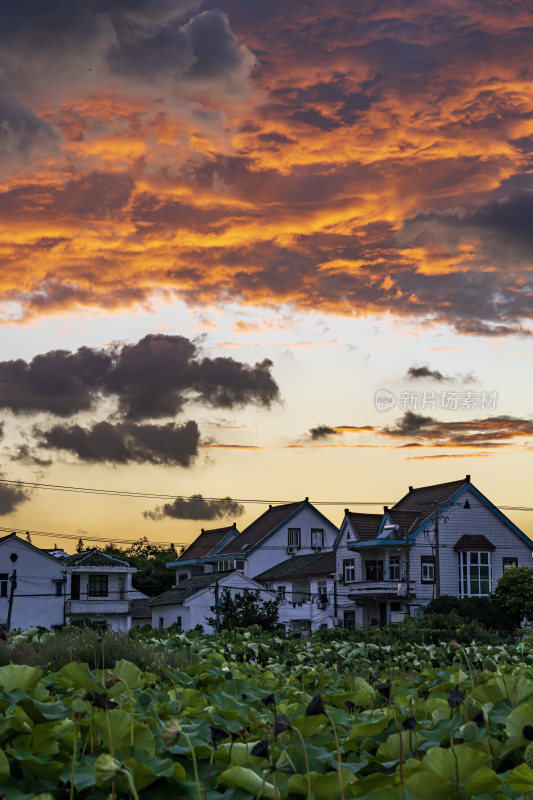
[
  {"left": 0, "top": 533, "right": 68, "bottom": 630},
  {"left": 158, "top": 499, "right": 339, "bottom": 630},
  {"left": 336, "top": 475, "right": 533, "bottom": 627},
  {"left": 63, "top": 550, "right": 137, "bottom": 631},
  {"left": 149, "top": 571, "right": 275, "bottom": 631}
]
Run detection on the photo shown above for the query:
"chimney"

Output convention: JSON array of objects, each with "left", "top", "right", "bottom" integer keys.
[
  {"left": 466, "top": 474, "right": 470, "bottom": 482},
  {"left": 269, "top": 504, "right": 272, "bottom": 509},
  {"left": 384, "top": 506, "right": 388, "bottom": 512},
  {"left": 305, "top": 496, "right": 309, "bottom": 502},
  {"left": 201, "top": 528, "right": 204, "bottom": 534},
  {"left": 344, "top": 508, "right": 349, "bottom": 515},
  {"left": 409, "top": 486, "right": 413, "bottom": 492}
]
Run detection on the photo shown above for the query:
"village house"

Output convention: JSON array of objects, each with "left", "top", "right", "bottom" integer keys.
[
  {"left": 154, "top": 499, "right": 340, "bottom": 631},
  {"left": 0, "top": 535, "right": 138, "bottom": 632},
  {"left": 336, "top": 475, "right": 533, "bottom": 628}
]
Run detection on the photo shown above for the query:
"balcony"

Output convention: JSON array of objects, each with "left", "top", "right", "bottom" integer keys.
[
  {"left": 66, "top": 599, "right": 130, "bottom": 616},
  {"left": 278, "top": 599, "right": 330, "bottom": 622},
  {"left": 345, "top": 580, "right": 416, "bottom": 599}
]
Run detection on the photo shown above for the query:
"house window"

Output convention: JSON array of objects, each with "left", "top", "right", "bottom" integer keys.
[
  {"left": 389, "top": 556, "right": 400, "bottom": 581},
  {"left": 365, "top": 560, "right": 384, "bottom": 581},
  {"left": 178, "top": 573, "right": 189, "bottom": 583},
  {"left": 53, "top": 580, "right": 63, "bottom": 597},
  {"left": 235, "top": 560, "right": 245, "bottom": 571},
  {"left": 311, "top": 529, "right": 324, "bottom": 548},
  {"left": 288, "top": 528, "right": 301, "bottom": 549},
  {"left": 88, "top": 574, "right": 108, "bottom": 597},
  {"left": 176, "top": 616, "right": 182, "bottom": 629},
  {"left": 343, "top": 559, "right": 355, "bottom": 583},
  {"left": 217, "top": 560, "right": 235, "bottom": 572},
  {"left": 503, "top": 557, "right": 518, "bottom": 570},
  {"left": 317, "top": 579, "right": 328, "bottom": 604},
  {"left": 119, "top": 578, "right": 125, "bottom": 600},
  {"left": 276, "top": 585, "right": 286, "bottom": 601},
  {"left": 458, "top": 551, "right": 491, "bottom": 597},
  {"left": 0, "top": 574, "right": 8, "bottom": 598},
  {"left": 343, "top": 609, "right": 356, "bottom": 630},
  {"left": 159, "top": 617, "right": 164, "bottom": 629},
  {"left": 390, "top": 602, "right": 402, "bottom": 612},
  {"left": 71, "top": 574, "right": 80, "bottom": 600},
  {"left": 421, "top": 556, "right": 435, "bottom": 583}
]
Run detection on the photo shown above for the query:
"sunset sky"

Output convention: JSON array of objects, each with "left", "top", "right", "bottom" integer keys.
[{"left": 1, "top": 0, "right": 532, "bottom": 548}]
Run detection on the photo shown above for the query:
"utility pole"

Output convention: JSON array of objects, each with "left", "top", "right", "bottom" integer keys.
[
  {"left": 214, "top": 579, "right": 220, "bottom": 633},
  {"left": 6, "top": 570, "right": 17, "bottom": 632},
  {"left": 433, "top": 502, "right": 441, "bottom": 598},
  {"left": 333, "top": 573, "right": 338, "bottom": 621}
]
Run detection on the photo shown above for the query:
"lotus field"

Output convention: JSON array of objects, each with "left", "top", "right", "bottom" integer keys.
[{"left": 1, "top": 631, "right": 533, "bottom": 799}]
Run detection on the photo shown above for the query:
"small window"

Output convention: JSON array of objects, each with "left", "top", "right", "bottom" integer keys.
[
  {"left": 311, "top": 529, "right": 324, "bottom": 548},
  {"left": 288, "top": 528, "right": 301, "bottom": 548},
  {"left": 421, "top": 556, "right": 435, "bottom": 583},
  {"left": 0, "top": 574, "right": 8, "bottom": 598},
  {"left": 390, "top": 601, "right": 402, "bottom": 612},
  {"left": 53, "top": 580, "right": 63, "bottom": 597},
  {"left": 365, "top": 560, "right": 384, "bottom": 581},
  {"left": 389, "top": 556, "right": 400, "bottom": 581},
  {"left": 503, "top": 557, "right": 518, "bottom": 571},
  {"left": 463, "top": 499, "right": 471, "bottom": 509},
  {"left": 159, "top": 617, "right": 164, "bottom": 629},
  {"left": 88, "top": 574, "right": 108, "bottom": 597},
  {"left": 343, "top": 559, "right": 355, "bottom": 583},
  {"left": 317, "top": 580, "right": 328, "bottom": 604},
  {"left": 178, "top": 573, "right": 189, "bottom": 583},
  {"left": 235, "top": 560, "right": 245, "bottom": 570},
  {"left": 276, "top": 585, "right": 286, "bottom": 601},
  {"left": 176, "top": 616, "right": 182, "bottom": 629}
]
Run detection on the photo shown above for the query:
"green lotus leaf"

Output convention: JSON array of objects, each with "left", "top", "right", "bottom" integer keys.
[
  {"left": 218, "top": 766, "right": 277, "bottom": 798},
  {"left": 404, "top": 771, "right": 456, "bottom": 800},
  {"left": 421, "top": 744, "right": 490, "bottom": 784},
  {"left": 110, "top": 660, "right": 144, "bottom": 691},
  {"left": 348, "top": 715, "right": 389, "bottom": 740},
  {"left": 52, "top": 663, "right": 103, "bottom": 693},
  {"left": 504, "top": 702, "right": 533, "bottom": 742},
  {"left": 463, "top": 766, "right": 501, "bottom": 796},
  {"left": 92, "top": 709, "right": 155, "bottom": 754},
  {"left": 0, "top": 747, "right": 10, "bottom": 781},
  {"left": 507, "top": 763, "right": 533, "bottom": 793},
  {"left": 377, "top": 730, "right": 421, "bottom": 761},
  {"left": 289, "top": 769, "right": 357, "bottom": 799},
  {"left": 0, "top": 665, "right": 43, "bottom": 693}
]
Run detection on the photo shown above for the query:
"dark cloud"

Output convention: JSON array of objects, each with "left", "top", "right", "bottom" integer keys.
[
  {"left": 143, "top": 493, "right": 244, "bottom": 520},
  {"left": 0, "top": 334, "right": 280, "bottom": 419},
  {"left": 14, "top": 445, "right": 53, "bottom": 467},
  {"left": 0, "top": 478, "right": 30, "bottom": 516},
  {"left": 309, "top": 424, "right": 339, "bottom": 440},
  {"left": 0, "top": 99, "right": 59, "bottom": 168},
  {"left": 37, "top": 420, "right": 200, "bottom": 465},
  {"left": 407, "top": 365, "right": 447, "bottom": 381},
  {"left": 385, "top": 412, "right": 436, "bottom": 437}
]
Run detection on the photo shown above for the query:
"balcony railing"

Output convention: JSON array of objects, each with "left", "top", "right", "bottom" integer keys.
[{"left": 345, "top": 580, "right": 416, "bottom": 597}]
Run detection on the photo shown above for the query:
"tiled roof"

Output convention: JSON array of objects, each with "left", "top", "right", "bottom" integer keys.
[
  {"left": 149, "top": 574, "right": 219, "bottom": 607},
  {"left": 454, "top": 534, "right": 495, "bottom": 552},
  {"left": 176, "top": 526, "right": 237, "bottom": 561},
  {"left": 345, "top": 512, "right": 383, "bottom": 541},
  {"left": 130, "top": 598, "right": 152, "bottom": 618},
  {"left": 254, "top": 551, "right": 335, "bottom": 583},
  {"left": 63, "top": 549, "right": 131, "bottom": 569},
  {"left": 389, "top": 477, "right": 470, "bottom": 536},
  {"left": 218, "top": 501, "right": 306, "bottom": 556}
]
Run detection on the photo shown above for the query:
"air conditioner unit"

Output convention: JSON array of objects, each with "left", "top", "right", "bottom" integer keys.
[{"left": 287, "top": 546, "right": 296, "bottom": 554}]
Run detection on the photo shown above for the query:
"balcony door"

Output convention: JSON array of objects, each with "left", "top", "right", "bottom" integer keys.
[{"left": 71, "top": 574, "right": 80, "bottom": 600}]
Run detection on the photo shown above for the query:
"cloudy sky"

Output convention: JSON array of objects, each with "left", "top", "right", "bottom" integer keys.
[{"left": 1, "top": 0, "right": 532, "bottom": 546}]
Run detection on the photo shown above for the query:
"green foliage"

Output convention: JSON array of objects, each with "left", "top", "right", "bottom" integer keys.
[
  {"left": 105, "top": 536, "right": 178, "bottom": 596},
  {"left": 0, "top": 627, "right": 533, "bottom": 798},
  {"left": 206, "top": 587, "right": 279, "bottom": 631},
  {"left": 425, "top": 594, "right": 515, "bottom": 635},
  {"left": 492, "top": 565, "right": 533, "bottom": 626}
]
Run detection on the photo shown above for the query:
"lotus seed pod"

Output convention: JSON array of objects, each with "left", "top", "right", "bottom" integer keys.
[
  {"left": 94, "top": 753, "right": 123, "bottom": 786},
  {"left": 523, "top": 725, "right": 533, "bottom": 741},
  {"left": 166, "top": 700, "right": 180, "bottom": 715},
  {"left": 525, "top": 742, "right": 533, "bottom": 769},
  {"left": 161, "top": 718, "right": 182, "bottom": 745},
  {"left": 71, "top": 699, "right": 86, "bottom": 716}
]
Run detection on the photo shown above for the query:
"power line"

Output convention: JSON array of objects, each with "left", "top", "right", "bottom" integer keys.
[{"left": 0, "top": 476, "right": 532, "bottom": 512}]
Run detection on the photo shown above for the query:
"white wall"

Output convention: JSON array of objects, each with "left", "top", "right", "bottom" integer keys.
[
  {"left": 245, "top": 507, "right": 338, "bottom": 579},
  {"left": 0, "top": 537, "right": 66, "bottom": 630}
]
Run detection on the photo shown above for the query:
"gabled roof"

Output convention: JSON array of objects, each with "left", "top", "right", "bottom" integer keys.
[
  {"left": 344, "top": 512, "right": 383, "bottom": 541},
  {"left": 63, "top": 549, "right": 132, "bottom": 569},
  {"left": 149, "top": 574, "right": 219, "bottom": 607},
  {"left": 175, "top": 525, "right": 238, "bottom": 562},
  {"left": 255, "top": 551, "right": 335, "bottom": 583},
  {"left": 130, "top": 598, "right": 152, "bottom": 618},
  {"left": 386, "top": 477, "right": 470, "bottom": 537},
  {"left": 217, "top": 500, "right": 334, "bottom": 557},
  {"left": 0, "top": 532, "right": 69, "bottom": 565}
]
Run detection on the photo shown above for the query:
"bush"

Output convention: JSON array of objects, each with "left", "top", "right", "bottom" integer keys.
[{"left": 425, "top": 594, "right": 515, "bottom": 633}]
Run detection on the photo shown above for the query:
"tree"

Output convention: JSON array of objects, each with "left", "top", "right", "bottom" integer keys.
[
  {"left": 492, "top": 566, "right": 533, "bottom": 627},
  {"left": 206, "top": 588, "right": 279, "bottom": 631},
  {"left": 76, "top": 538, "right": 85, "bottom": 553},
  {"left": 104, "top": 537, "right": 177, "bottom": 596}
]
